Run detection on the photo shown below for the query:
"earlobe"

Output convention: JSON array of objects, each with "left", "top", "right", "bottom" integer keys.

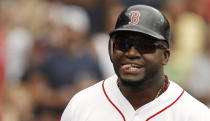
[{"left": 162, "top": 49, "right": 170, "bottom": 65}]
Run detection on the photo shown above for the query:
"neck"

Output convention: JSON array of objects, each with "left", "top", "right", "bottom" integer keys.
[{"left": 118, "top": 75, "right": 166, "bottom": 110}]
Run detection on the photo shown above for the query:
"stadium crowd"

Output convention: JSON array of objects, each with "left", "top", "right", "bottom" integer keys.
[{"left": 0, "top": 0, "right": 210, "bottom": 121}]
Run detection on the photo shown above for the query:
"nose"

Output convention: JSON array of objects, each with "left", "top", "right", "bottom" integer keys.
[{"left": 125, "top": 46, "right": 141, "bottom": 58}]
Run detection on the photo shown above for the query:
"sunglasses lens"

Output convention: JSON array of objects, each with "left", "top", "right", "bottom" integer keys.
[
  {"left": 136, "top": 41, "right": 156, "bottom": 53},
  {"left": 115, "top": 37, "right": 130, "bottom": 52},
  {"left": 114, "top": 37, "right": 157, "bottom": 53}
]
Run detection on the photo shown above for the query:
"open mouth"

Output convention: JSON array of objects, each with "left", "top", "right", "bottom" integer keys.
[{"left": 121, "top": 64, "right": 142, "bottom": 72}]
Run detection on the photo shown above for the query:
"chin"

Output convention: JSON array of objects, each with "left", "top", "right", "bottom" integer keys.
[
  {"left": 119, "top": 74, "right": 146, "bottom": 87},
  {"left": 120, "top": 78, "right": 146, "bottom": 87}
]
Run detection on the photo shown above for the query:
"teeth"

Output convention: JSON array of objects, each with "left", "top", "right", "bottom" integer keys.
[
  {"left": 126, "top": 64, "right": 139, "bottom": 68},
  {"left": 121, "top": 64, "right": 141, "bottom": 71},
  {"left": 129, "top": 67, "right": 139, "bottom": 70},
  {"left": 132, "top": 64, "right": 138, "bottom": 68}
]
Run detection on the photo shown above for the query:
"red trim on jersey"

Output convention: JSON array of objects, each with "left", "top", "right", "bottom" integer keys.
[
  {"left": 102, "top": 80, "right": 126, "bottom": 121},
  {"left": 102, "top": 78, "right": 184, "bottom": 121},
  {"left": 117, "top": 78, "right": 120, "bottom": 83},
  {"left": 146, "top": 89, "right": 185, "bottom": 121}
]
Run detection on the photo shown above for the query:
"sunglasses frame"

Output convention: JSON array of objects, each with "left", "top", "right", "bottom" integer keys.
[{"left": 113, "top": 36, "right": 168, "bottom": 53}]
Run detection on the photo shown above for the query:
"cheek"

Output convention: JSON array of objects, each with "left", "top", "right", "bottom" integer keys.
[
  {"left": 112, "top": 50, "right": 124, "bottom": 73},
  {"left": 112, "top": 50, "right": 124, "bottom": 63},
  {"left": 142, "top": 53, "right": 163, "bottom": 78},
  {"left": 143, "top": 52, "right": 163, "bottom": 68}
]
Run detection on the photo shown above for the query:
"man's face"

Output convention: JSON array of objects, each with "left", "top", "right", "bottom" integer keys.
[{"left": 111, "top": 32, "right": 170, "bottom": 86}]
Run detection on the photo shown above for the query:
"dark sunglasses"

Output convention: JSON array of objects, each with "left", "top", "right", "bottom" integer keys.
[{"left": 114, "top": 36, "right": 167, "bottom": 53}]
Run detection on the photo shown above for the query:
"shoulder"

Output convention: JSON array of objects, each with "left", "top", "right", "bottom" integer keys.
[
  {"left": 182, "top": 90, "right": 210, "bottom": 114},
  {"left": 169, "top": 81, "right": 210, "bottom": 120},
  {"left": 183, "top": 92, "right": 210, "bottom": 120},
  {"left": 69, "top": 75, "right": 117, "bottom": 105},
  {"left": 61, "top": 75, "right": 117, "bottom": 121},
  {"left": 60, "top": 81, "right": 103, "bottom": 121},
  {"left": 72, "top": 81, "right": 103, "bottom": 103},
  {"left": 169, "top": 81, "right": 208, "bottom": 109}
]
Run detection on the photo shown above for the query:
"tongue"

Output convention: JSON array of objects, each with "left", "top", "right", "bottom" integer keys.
[{"left": 121, "top": 64, "right": 132, "bottom": 70}]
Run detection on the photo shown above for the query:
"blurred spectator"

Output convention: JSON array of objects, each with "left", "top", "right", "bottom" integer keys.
[
  {"left": 75, "top": 0, "right": 107, "bottom": 34},
  {"left": 206, "top": 0, "right": 210, "bottom": 23},
  {"left": 2, "top": 84, "right": 35, "bottom": 121},
  {"left": 0, "top": 6, "right": 6, "bottom": 120},
  {"left": 165, "top": 9, "right": 207, "bottom": 85},
  {"left": 2, "top": 0, "right": 47, "bottom": 85},
  {"left": 5, "top": 27, "right": 34, "bottom": 84},
  {"left": 163, "top": 0, "right": 189, "bottom": 24},
  {"left": 22, "top": 4, "right": 103, "bottom": 121},
  {"left": 91, "top": 3, "right": 124, "bottom": 78},
  {"left": 188, "top": 0, "right": 210, "bottom": 23},
  {"left": 185, "top": 25, "right": 210, "bottom": 107},
  {"left": 122, "top": 0, "right": 166, "bottom": 9}
]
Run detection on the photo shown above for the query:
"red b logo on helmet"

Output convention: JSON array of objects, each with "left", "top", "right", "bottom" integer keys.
[{"left": 129, "top": 11, "right": 140, "bottom": 25}]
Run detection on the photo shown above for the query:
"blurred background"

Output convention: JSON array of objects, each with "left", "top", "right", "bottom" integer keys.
[{"left": 0, "top": 0, "right": 210, "bottom": 121}]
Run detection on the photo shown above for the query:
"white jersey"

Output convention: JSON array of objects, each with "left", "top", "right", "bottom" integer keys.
[{"left": 61, "top": 75, "right": 210, "bottom": 121}]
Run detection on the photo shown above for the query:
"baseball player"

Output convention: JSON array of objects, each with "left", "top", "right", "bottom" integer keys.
[{"left": 61, "top": 5, "right": 210, "bottom": 121}]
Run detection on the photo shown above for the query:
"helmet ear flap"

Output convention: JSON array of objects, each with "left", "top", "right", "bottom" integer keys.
[{"left": 108, "top": 37, "right": 114, "bottom": 63}]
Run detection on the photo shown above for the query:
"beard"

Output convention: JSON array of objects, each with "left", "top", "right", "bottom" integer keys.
[
  {"left": 114, "top": 62, "right": 163, "bottom": 87},
  {"left": 119, "top": 77, "right": 147, "bottom": 87}
]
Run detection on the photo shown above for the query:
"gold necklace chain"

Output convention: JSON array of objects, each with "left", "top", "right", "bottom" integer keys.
[
  {"left": 117, "top": 75, "right": 169, "bottom": 99},
  {"left": 155, "top": 87, "right": 163, "bottom": 99},
  {"left": 155, "top": 75, "right": 169, "bottom": 99}
]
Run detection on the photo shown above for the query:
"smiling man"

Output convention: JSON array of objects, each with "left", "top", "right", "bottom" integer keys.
[{"left": 61, "top": 5, "right": 210, "bottom": 121}]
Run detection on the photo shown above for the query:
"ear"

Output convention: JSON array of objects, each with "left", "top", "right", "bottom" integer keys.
[{"left": 162, "top": 49, "right": 170, "bottom": 65}]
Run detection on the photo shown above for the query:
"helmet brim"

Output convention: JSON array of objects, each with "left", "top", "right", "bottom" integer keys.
[{"left": 109, "top": 24, "right": 166, "bottom": 41}]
